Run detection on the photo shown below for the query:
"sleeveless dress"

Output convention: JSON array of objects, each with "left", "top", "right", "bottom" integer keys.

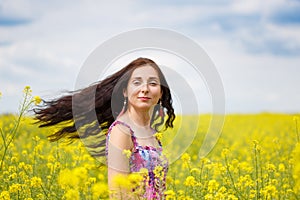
[{"left": 106, "top": 120, "right": 168, "bottom": 200}]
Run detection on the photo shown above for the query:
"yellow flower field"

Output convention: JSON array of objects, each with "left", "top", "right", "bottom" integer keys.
[{"left": 0, "top": 87, "right": 299, "bottom": 199}]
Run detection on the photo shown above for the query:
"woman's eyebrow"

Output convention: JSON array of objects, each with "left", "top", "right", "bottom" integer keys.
[
  {"left": 148, "top": 77, "right": 159, "bottom": 80},
  {"left": 131, "top": 77, "right": 159, "bottom": 80}
]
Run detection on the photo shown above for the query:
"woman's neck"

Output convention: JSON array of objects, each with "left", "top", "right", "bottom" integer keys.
[{"left": 126, "top": 107, "right": 151, "bottom": 127}]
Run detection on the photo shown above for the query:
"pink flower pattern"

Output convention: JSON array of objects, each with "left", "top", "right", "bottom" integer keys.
[{"left": 106, "top": 120, "right": 168, "bottom": 200}]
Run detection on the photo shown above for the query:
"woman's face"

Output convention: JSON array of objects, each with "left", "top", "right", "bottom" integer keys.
[{"left": 125, "top": 65, "right": 162, "bottom": 112}]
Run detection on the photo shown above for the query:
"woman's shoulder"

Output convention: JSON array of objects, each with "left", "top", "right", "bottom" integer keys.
[
  {"left": 107, "top": 120, "right": 134, "bottom": 150},
  {"left": 109, "top": 120, "right": 134, "bottom": 135}
]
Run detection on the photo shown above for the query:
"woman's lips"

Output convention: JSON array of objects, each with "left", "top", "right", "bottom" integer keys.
[{"left": 138, "top": 97, "right": 151, "bottom": 101}]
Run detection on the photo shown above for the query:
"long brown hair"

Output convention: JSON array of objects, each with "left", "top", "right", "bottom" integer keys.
[{"left": 34, "top": 57, "right": 175, "bottom": 157}]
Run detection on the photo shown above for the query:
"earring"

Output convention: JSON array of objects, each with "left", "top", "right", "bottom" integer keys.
[
  {"left": 159, "top": 100, "right": 164, "bottom": 118},
  {"left": 117, "top": 98, "right": 127, "bottom": 118}
]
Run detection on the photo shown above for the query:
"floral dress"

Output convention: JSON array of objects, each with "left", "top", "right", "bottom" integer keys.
[{"left": 106, "top": 120, "right": 168, "bottom": 200}]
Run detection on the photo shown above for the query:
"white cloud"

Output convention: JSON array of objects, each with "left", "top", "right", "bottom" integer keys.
[{"left": 0, "top": 0, "right": 300, "bottom": 114}]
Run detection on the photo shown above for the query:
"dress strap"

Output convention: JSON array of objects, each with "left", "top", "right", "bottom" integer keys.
[
  {"left": 107, "top": 120, "right": 162, "bottom": 150},
  {"left": 107, "top": 120, "right": 139, "bottom": 149}
]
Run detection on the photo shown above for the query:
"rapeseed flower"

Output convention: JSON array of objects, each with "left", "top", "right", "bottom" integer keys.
[
  {"left": 0, "top": 191, "right": 10, "bottom": 200},
  {"left": 30, "top": 176, "right": 42, "bottom": 188},
  {"left": 260, "top": 185, "right": 278, "bottom": 199},
  {"left": 221, "top": 148, "right": 230, "bottom": 158},
  {"left": 278, "top": 163, "right": 286, "bottom": 172},
  {"left": 154, "top": 132, "right": 163, "bottom": 141},
  {"left": 92, "top": 182, "right": 108, "bottom": 199},
  {"left": 190, "top": 167, "right": 200, "bottom": 175},
  {"left": 165, "top": 189, "right": 176, "bottom": 199},
  {"left": 1, "top": 109, "right": 300, "bottom": 199},
  {"left": 181, "top": 153, "right": 191, "bottom": 169},
  {"left": 64, "top": 188, "right": 80, "bottom": 200},
  {"left": 111, "top": 174, "right": 131, "bottom": 190},
  {"left": 181, "top": 153, "right": 191, "bottom": 163},
  {"left": 122, "top": 149, "right": 132, "bottom": 158},
  {"left": 293, "top": 143, "right": 300, "bottom": 193},
  {"left": 23, "top": 86, "right": 32, "bottom": 93},
  {"left": 33, "top": 95, "right": 42, "bottom": 105},
  {"left": 266, "top": 163, "right": 276, "bottom": 173},
  {"left": 153, "top": 165, "right": 164, "bottom": 179},
  {"left": 184, "top": 176, "right": 197, "bottom": 187},
  {"left": 9, "top": 183, "right": 22, "bottom": 193},
  {"left": 207, "top": 179, "right": 219, "bottom": 193},
  {"left": 227, "top": 194, "right": 238, "bottom": 200},
  {"left": 58, "top": 168, "right": 79, "bottom": 189}
]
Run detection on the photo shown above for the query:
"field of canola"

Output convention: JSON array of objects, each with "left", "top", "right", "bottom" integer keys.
[{"left": 0, "top": 87, "right": 300, "bottom": 199}]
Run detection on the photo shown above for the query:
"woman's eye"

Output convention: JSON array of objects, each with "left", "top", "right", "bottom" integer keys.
[
  {"left": 133, "top": 81, "right": 141, "bottom": 85},
  {"left": 149, "top": 82, "right": 158, "bottom": 86}
]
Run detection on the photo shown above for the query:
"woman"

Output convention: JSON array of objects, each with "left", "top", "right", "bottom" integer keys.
[{"left": 34, "top": 57, "right": 175, "bottom": 199}]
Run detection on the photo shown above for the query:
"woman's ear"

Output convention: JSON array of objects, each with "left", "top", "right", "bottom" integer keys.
[{"left": 123, "top": 88, "right": 127, "bottom": 98}]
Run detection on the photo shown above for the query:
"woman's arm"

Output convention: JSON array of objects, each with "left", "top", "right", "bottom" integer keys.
[{"left": 106, "top": 124, "right": 133, "bottom": 199}]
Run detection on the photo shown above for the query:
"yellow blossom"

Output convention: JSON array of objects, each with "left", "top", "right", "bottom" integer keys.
[
  {"left": 139, "top": 167, "right": 148, "bottom": 175},
  {"left": 207, "top": 179, "right": 219, "bottom": 193},
  {"left": 190, "top": 167, "right": 201, "bottom": 174},
  {"left": 278, "top": 163, "right": 286, "bottom": 172},
  {"left": 0, "top": 191, "right": 10, "bottom": 200},
  {"left": 204, "top": 193, "right": 214, "bottom": 200},
  {"left": 249, "top": 189, "right": 256, "bottom": 198},
  {"left": 266, "top": 163, "right": 276, "bottom": 173},
  {"left": 8, "top": 166, "right": 16, "bottom": 172},
  {"left": 128, "top": 173, "right": 144, "bottom": 188},
  {"left": 184, "top": 176, "right": 197, "bottom": 187},
  {"left": 10, "top": 156, "right": 18, "bottom": 163},
  {"left": 200, "top": 157, "right": 210, "bottom": 164},
  {"left": 9, "top": 183, "right": 22, "bottom": 193},
  {"left": 58, "top": 168, "right": 79, "bottom": 189},
  {"left": 33, "top": 95, "right": 42, "bottom": 105},
  {"left": 181, "top": 153, "right": 191, "bottom": 169},
  {"left": 88, "top": 177, "right": 97, "bottom": 184},
  {"left": 23, "top": 86, "right": 32, "bottom": 93},
  {"left": 32, "top": 135, "right": 40, "bottom": 142},
  {"left": 30, "top": 176, "right": 42, "bottom": 188},
  {"left": 98, "top": 173, "right": 105, "bottom": 181},
  {"left": 153, "top": 165, "right": 164, "bottom": 179},
  {"left": 92, "top": 182, "right": 108, "bottom": 199},
  {"left": 64, "top": 188, "right": 80, "bottom": 200},
  {"left": 221, "top": 148, "right": 230, "bottom": 158},
  {"left": 8, "top": 173, "right": 17, "bottom": 180},
  {"left": 122, "top": 149, "right": 132, "bottom": 158},
  {"left": 165, "top": 189, "right": 176, "bottom": 199},
  {"left": 111, "top": 174, "right": 131, "bottom": 190},
  {"left": 227, "top": 194, "right": 238, "bottom": 200},
  {"left": 154, "top": 132, "right": 163, "bottom": 141},
  {"left": 166, "top": 175, "right": 174, "bottom": 185},
  {"left": 73, "top": 167, "right": 88, "bottom": 183},
  {"left": 260, "top": 185, "right": 278, "bottom": 199},
  {"left": 181, "top": 153, "right": 191, "bottom": 163},
  {"left": 218, "top": 186, "right": 227, "bottom": 193}
]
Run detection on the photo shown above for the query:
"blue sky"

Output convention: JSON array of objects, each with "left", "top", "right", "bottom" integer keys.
[{"left": 0, "top": 0, "right": 300, "bottom": 114}]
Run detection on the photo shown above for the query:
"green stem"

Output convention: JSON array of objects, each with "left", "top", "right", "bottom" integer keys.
[
  {"left": 0, "top": 127, "right": 6, "bottom": 149},
  {"left": 39, "top": 183, "right": 50, "bottom": 200},
  {"left": 295, "top": 118, "right": 299, "bottom": 143},
  {"left": 253, "top": 144, "right": 259, "bottom": 200},
  {"left": 224, "top": 155, "right": 246, "bottom": 199},
  {"left": 0, "top": 91, "right": 33, "bottom": 170}
]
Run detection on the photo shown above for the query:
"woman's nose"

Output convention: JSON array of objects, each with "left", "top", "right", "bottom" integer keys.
[{"left": 141, "top": 83, "right": 149, "bottom": 93}]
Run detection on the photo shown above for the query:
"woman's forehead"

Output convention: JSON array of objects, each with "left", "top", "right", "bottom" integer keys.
[{"left": 130, "top": 65, "right": 159, "bottom": 78}]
